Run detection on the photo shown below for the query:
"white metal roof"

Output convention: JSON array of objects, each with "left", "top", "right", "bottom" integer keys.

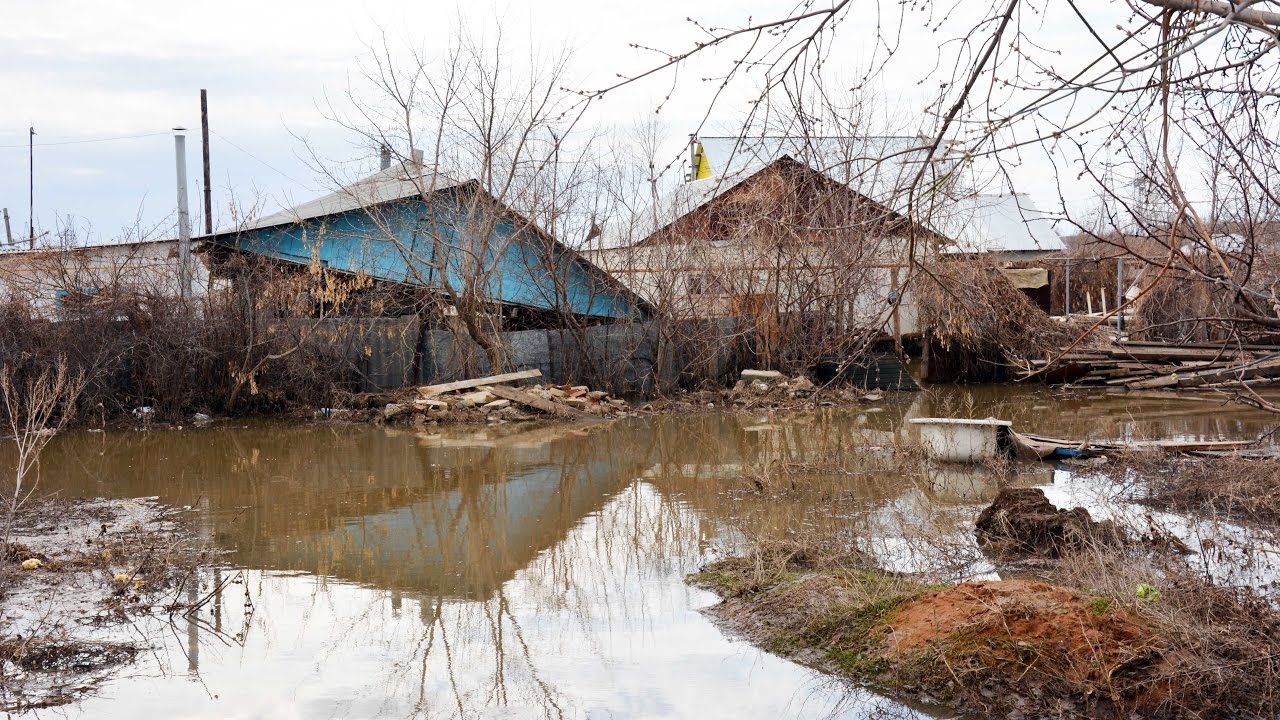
[
  {"left": 244, "top": 162, "right": 464, "bottom": 231},
  {"left": 936, "top": 193, "right": 1064, "bottom": 254}
]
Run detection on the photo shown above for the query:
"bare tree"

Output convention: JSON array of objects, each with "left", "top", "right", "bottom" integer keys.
[
  {"left": 316, "top": 29, "right": 607, "bottom": 377},
  {"left": 572, "top": 1, "right": 1280, "bottom": 372},
  {"left": 1, "top": 358, "right": 84, "bottom": 542}
]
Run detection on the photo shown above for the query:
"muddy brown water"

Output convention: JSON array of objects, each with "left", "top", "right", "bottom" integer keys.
[{"left": 12, "top": 386, "right": 1279, "bottom": 719}]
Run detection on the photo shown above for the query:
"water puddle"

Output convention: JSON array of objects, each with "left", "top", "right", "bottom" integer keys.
[{"left": 16, "top": 386, "right": 1280, "bottom": 717}]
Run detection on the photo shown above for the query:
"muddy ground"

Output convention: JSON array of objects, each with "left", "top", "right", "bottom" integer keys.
[
  {"left": 690, "top": 458, "right": 1280, "bottom": 720},
  {"left": 0, "top": 497, "right": 206, "bottom": 712}
]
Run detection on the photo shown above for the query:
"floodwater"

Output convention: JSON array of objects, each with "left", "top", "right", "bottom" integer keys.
[{"left": 19, "top": 386, "right": 1280, "bottom": 719}]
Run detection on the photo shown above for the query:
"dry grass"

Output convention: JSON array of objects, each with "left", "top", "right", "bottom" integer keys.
[
  {"left": 1108, "top": 452, "right": 1280, "bottom": 523},
  {"left": 915, "top": 257, "right": 1087, "bottom": 380},
  {"left": 693, "top": 534, "right": 1280, "bottom": 719},
  {"left": 1048, "top": 550, "right": 1280, "bottom": 718}
]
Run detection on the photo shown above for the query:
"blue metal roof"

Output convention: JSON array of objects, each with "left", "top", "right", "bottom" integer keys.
[{"left": 207, "top": 180, "right": 648, "bottom": 320}]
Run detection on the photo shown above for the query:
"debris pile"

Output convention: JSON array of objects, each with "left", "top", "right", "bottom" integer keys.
[
  {"left": 377, "top": 369, "right": 628, "bottom": 425},
  {"left": 731, "top": 369, "right": 817, "bottom": 396},
  {"left": 725, "top": 368, "right": 882, "bottom": 407},
  {"left": 975, "top": 487, "right": 1119, "bottom": 558}
]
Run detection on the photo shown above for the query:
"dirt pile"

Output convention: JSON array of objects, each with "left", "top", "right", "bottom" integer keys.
[
  {"left": 975, "top": 487, "right": 1119, "bottom": 558},
  {"left": 881, "top": 580, "right": 1167, "bottom": 717}
]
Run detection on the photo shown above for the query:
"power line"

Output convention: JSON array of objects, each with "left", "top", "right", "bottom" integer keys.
[
  {"left": 210, "top": 130, "right": 301, "bottom": 184},
  {"left": 0, "top": 130, "right": 171, "bottom": 149}
]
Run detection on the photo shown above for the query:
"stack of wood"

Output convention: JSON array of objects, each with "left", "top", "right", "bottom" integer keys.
[{"left": 1021, "top": 341, "right": 1280, "bottom": 390}]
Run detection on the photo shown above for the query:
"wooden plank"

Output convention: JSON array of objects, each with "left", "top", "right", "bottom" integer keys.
[
  {"left": 1137, "top": 440, "right": 1256, "bottom": 453},
  {"left": 1126, "top": 374, "right": 1181, "bottom": 390},
  {"left": 1120, "top": 390, "right": 1237, "bottom": 403},
  {"left": 485, "top": 384, "right": 607, "bottom": 423},
  {"left": 1119, "top": 340, "right": 1280, "bottom": 353},
  {"left": 418, "top": 369, "right": 542, "bottom": 397},
  {"left": 1177, "top": 354, "right": 1280, "bottom": 387}
]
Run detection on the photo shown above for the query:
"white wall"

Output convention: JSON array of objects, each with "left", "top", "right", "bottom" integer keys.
[{"left": 0, "top": 240, "right": 216, "bottom": 317}]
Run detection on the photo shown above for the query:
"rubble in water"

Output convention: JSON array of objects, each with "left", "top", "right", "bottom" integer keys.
[
  {"left": 975, "top": 487, "right": 1121, "bottom": 558},
  {"left": 372, "top": 381, "right": 632, "bottom": 425}
]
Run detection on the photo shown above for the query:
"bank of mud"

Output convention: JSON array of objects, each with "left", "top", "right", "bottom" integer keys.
[
  {"left": 0, "top": 497, "right": 207, "bottom": 711},
  {"left": 689, "top": 458, "right": 1280, "bottom": 720}
]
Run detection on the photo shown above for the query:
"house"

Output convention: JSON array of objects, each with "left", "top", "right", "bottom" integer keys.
[
  {"left": 202, "top": 157, "right": 650, "bottom": 327},
  {"left": 589, "top": 139, "right": 952, "bottom": 355},
  {"left": 591, "top": 136, "right": 1064, "bottom": 345},
  {"left": 0, "top": 237, "right": 212, "bottom": 317}
]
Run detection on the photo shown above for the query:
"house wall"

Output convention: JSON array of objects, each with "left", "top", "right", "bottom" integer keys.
[
  {"left": 589, "top": 160, "right": 923, "bottom": 341},
  {"left": 0, "top": 240, "right": 214, "bottom": 316},
  {"left": 588, "top": 242, "right": 921, "bottom": 337}
]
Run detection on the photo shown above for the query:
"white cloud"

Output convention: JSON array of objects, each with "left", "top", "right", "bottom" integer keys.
[{"left": 1, "top": 0, "right": 1119, "bottom": 242}]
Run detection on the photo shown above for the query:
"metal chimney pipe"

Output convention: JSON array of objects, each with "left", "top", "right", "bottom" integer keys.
[
  {"left": 380, "top": 144, "right": 392, "bottom": 171},
  {"left": 174, "top": 128, "right": 193, "bottom": 300}
]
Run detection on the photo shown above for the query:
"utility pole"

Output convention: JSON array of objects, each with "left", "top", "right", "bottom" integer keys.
[
  {"left": 200, "top": 89, "right": 212, "bottom": 235},
  {"left": 1064, "top": 260, "right": 1071, "bottom": 319},
  {"left": 28, "top": 126, "right": 35, "bottom": 249},
  {"left": 2, "top": 208, "right": 12, "bottom": 245},
  {"left": 174, "top": 128, "right": 193, "bottom": 299}
]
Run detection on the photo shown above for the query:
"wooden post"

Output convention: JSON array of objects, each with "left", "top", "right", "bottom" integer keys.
[
  {"left": 890, "top": 266, "right": 903, "bottom": 360},
  {"left": 1064, "top": 260, "right": 1071, "bottom": 318},
  {"left": 200, "top": 90, "right": 213, "bottom": 235},
  {"left": 1116, "top": 257, "right": 1125, "bottom": 340}
]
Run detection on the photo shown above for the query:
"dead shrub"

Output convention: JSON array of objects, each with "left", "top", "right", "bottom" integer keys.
[
  {"left": 1131, "top": 272, "right": 1238, "bottom": 343},
  {"left": 1105, "top": 451, "right": 1280, "bottom": 523},
  {"left": 916, "top": 256, "right": 1086, "bottom": 380},
  {"left": 0, "top": 264, "right": 395, "bottom": 422}
]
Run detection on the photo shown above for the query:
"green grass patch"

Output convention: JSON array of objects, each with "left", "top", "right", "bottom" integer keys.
[{"left": 689, "top": 553, "right": 943, "bottom": 685}]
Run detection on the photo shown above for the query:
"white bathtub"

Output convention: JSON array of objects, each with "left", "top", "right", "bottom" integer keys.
[{"left": 908, "top": 418, "right": 1012, "bottom": 463}]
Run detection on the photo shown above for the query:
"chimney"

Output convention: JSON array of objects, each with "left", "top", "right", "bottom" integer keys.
[
  {"left": 411, "top": 148, "right": 424, "bottom": 164},
  {"left": 379, "top": 144, "right": 391, "bottom": 171}
]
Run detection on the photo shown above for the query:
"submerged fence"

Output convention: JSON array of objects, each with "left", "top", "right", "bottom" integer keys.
[{"left": 336, "top": 317, "right": 757, "bottom": 396}]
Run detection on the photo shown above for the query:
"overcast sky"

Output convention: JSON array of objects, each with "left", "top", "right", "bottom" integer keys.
[{"left": 1, "top": 0, "right": 1127, "bottom": 246}]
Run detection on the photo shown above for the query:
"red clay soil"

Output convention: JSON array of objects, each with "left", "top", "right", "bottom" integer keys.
[{"left": 878, "top": 579, "right": 1174, "bottom": 717}]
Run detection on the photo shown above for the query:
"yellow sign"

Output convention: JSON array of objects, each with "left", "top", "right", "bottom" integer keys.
[{"left": 692, "top": 142, "right": 713, "bottom": 180}]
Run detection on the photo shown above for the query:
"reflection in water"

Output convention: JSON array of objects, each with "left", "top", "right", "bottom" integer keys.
[{"left": 20, "top": 386, "right": 1278, "bottom": 718}]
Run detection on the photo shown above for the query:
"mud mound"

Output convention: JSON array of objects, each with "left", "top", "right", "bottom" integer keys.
[
  {"left": 880, "top": 580, "right": 1169, "bottom": 717},
  {"left": 976, "top": 487, "right": 1117, "bottom": 558},
  {"left": 0, "top": 639, "right": 137, "bottom": 673}
]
